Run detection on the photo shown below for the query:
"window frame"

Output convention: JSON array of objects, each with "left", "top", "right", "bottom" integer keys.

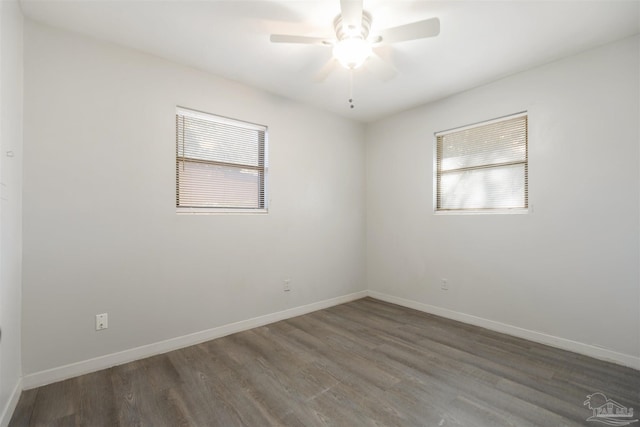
[
  {"left": 433, "top": 112, "right": 529, "bottom": 215},
  {"left": 176, "top": 106, "right": 269, "bottom": 215}
]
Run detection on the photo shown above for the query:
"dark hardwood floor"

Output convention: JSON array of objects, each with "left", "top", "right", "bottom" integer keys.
[{"left": 10, "top": 297, "right": 640, "bottom": 426}]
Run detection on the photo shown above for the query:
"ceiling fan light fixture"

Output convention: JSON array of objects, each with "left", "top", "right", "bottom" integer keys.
[{"left": 332, "top": 37, "right": 372, "bottom": 69}]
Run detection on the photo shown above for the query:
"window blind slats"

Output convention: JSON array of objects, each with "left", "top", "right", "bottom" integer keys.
[
  {"left": 436, "top": 114, "right": 527, "bottom": 212},
  {"left": 176, "top": 108, "right": 267, "bottom": 210}
]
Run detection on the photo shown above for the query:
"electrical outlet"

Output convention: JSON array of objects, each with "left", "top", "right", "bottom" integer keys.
[
  {"left": 96, "top": 313, "right": 108, "bottom": 330},
  {"left": 440, "top": 278, "right": 449, "bottom": 291},
  {"left": 283, "top": 279, "right": 291, "bottom": 292}
]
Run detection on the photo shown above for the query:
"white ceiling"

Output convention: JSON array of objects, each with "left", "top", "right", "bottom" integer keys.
[{"left": 20, "top": 0, "right": 640, "bottom": 122}]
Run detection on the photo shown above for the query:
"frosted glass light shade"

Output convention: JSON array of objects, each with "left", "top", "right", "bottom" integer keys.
[{"left": 333, "top": 37, "right": 372, "bottom": 69}]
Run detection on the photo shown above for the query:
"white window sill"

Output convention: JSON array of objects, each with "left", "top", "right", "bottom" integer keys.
[
  {"left": 434, "top": 208, "right": 529, "bottom": 215},
  {"left": 177, "top": 208, "right": 268, "bottom": 215}
]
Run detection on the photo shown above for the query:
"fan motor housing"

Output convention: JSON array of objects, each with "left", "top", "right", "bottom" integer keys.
[{"left": 334, "top": 10, "right": 372, "bottom": 40}]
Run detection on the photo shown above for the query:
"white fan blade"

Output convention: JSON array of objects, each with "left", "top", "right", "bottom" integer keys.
[
  {"left": 270, "top": 34, "right": 332, "bottom": 45},
  {"left": 340, "top": 0, "right": 363, "bottom": 34},
  {"left": 313, "top": 58, "right": 338, "bottom": 82},
  {"left": 365, "top": 53, "right": 397, "bottom": 81},
  {"left": 380, "top": 17, "right": 440, "bottom": 44}
]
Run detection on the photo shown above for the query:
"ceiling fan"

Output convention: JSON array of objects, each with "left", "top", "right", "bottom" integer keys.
[{"left": 269, "top": 0, "right": 440, "bottom": 82}]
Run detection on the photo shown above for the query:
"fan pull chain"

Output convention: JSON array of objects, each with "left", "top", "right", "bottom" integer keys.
[{"left": 348, "top": 69, "right": 355, "bottom": 109}]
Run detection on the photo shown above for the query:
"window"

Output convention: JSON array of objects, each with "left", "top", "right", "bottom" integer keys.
[
  {"left": 176, "top": 107, "right": 268, "bottom": 213},
  {"left": 435, "top": 113, "right": 528, "bottom": 212}
]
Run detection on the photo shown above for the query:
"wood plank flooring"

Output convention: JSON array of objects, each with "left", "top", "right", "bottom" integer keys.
[{"left": 10, "top": 298, "right": 640, "bottom": 426}]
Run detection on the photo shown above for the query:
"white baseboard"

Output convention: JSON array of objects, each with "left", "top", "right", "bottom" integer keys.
[
  {"left": 0, "top": 379, "right": 22, "bottom": 427},
  {"left": 22, "top": 290, "right": 368, "bottom": 390},
  {"left": 19, "top": 288, "right": 640, "bottom": 392},
  {"left": 367, "top": 290, "right": 640, "bottom": 370}
]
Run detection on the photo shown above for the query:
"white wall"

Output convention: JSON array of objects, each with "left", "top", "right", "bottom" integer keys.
[
  {"left": 22, "top": 21, "right": 365, "bottom": 377},
  {"left": 0, "top": 0, "right": 23, "bottom": 424},
  {"left": 366, "top": 36, "right": 640, "bottom": 365}
]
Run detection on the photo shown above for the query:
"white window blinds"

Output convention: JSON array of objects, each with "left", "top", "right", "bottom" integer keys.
[
  {"left": 436, "top": 113, "right": 528, "bottom": 212},
  {"left": 176, "top": 107, "right": 267, "bottom": 211}
]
